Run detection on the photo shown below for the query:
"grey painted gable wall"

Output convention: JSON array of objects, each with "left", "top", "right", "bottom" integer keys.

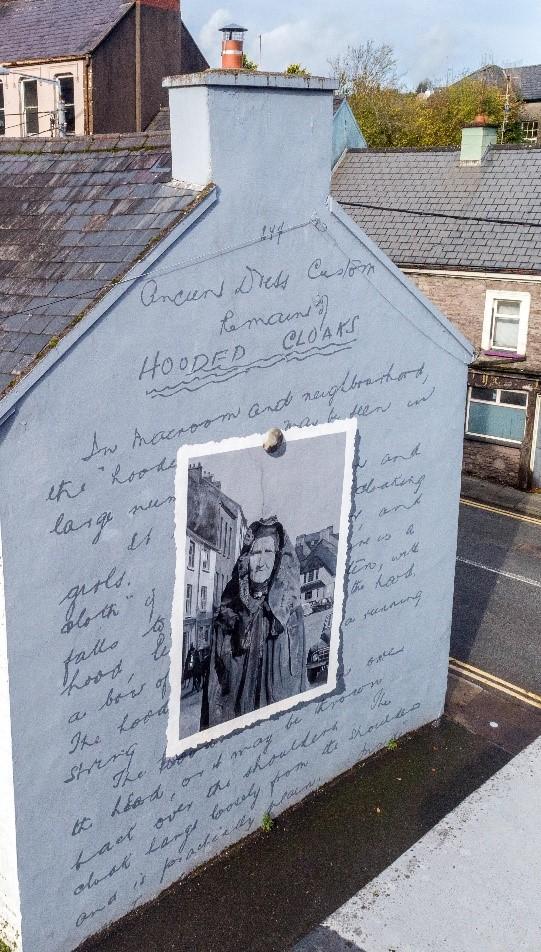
[{"left": 0, "top": 81, "right": 470, "bottom": 952}]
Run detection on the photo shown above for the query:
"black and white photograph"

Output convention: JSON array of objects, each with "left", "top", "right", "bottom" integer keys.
[{"left": 167, "top": 420, "right": 356, "bottom": 755}]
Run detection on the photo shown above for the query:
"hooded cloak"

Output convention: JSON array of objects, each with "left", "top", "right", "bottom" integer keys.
[{"left": 201, "top": 516, "right": 307, "bottom": 729}]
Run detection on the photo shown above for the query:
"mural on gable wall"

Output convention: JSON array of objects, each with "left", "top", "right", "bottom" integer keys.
[
  {"left": 0, "top": 81, "right": 473, "bottom": 949},
  {"left": 169, "top": 423, "right": 355, "bottom": 754}
]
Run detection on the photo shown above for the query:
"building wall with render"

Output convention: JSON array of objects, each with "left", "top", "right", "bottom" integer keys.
[{"left": 0, "top": 75, "right": 472, "bottom": 952}]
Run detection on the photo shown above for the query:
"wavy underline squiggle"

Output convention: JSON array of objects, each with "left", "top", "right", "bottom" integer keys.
[{"left": 146, "top": 340, "right": 358, "bottom": 398}]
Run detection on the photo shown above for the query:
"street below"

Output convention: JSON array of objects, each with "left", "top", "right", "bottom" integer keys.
[{"left": 452, "top": 499, "right": 541, "bottom": 696}]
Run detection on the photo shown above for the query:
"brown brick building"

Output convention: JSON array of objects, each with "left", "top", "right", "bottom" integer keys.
[
  {"left": 332, "top": 123, "right": 541, "bottom": 491},
  {"left": 0, "top": 0, "right": 207, "bottom": 137}
]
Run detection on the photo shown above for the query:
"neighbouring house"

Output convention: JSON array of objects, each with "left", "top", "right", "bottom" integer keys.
[
  {"left": 332, "top": 95, "right": 366, "bottom": 166},
  {"left": 332, "top": 118, "right": 541, "bottom": 490},
  {"left": 185, "top": 461, "right": 247, "bottom": 662},
  {"left": 296, "top": 526, "right": 339, "bottom": 604},
  {"left": 0, "top": 0, "right": 207, "bottom": 137},
  {"left": 0, "top": 70, "right": 472, "bottom": 952},
  {"left": 183, "top": 528, "right": 217, "bottom": 661},
  {"left": 463, "top": 64, "right": 541, "bottom": 144}
]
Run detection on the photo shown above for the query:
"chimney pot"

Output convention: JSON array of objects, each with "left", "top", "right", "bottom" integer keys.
[{"left": 219, "top": 23, "right": 248, "bottom": 70}]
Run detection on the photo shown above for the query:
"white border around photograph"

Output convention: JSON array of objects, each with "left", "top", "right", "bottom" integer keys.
[{"left": 166, "top": 418, "right": 357, "bottom": 758}]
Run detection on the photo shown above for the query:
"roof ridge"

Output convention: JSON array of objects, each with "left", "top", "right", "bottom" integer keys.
[
  {"left": 348, "top": 146, "right": 458, "bottom": 154},
  {"left": 0, "top": 131, "right": 171, "bottom": 155}
]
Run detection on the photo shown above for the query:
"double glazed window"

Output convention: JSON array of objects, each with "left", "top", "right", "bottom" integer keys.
[
  {"left": 0, "top": 81, "right": 4, "bottom": 136},
  {"left": 466, "top": 387, "right": 527, "bottom": 444},
  {"left": 482, "top": 290, "right": 530, "bottom": 356},
  {"left": 22, "top": 79, "right": 40, "bottom": 135},
  {"left": 57, "top": 74, "right": 75, "bottom": 134}
]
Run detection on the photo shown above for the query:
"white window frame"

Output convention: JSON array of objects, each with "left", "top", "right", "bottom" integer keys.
[
  {"left": 465, "top": 386, "right": 527, "bottom": 445},
  {"left": 200, "top": 585, "right": 207, "bottom": 612},
  {"left": 185, "top": 584, "right": 192, "bottom": 616},
  {"left": 55, "top": 72, "right": 75, "bottom": 134},
  {"left": 481, "top": 289, "right": 530, "bottom": 356},
  {"left": 187, "top": 539, "right": 195, "bottom": 570},
  {"left": 201, "top": 545, "right": 210, "bottom": 572},
  {"left": 521, "top": 119, "right": 539, "bottom": 143},
  {"left": 20, "top": 78, "right": 40, "bottom": 136}
]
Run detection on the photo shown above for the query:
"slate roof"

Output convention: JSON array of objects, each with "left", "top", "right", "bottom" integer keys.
[
  {"left": 508, "top": 65, "right": 541, "bottom": 102},
  {"left": 298, "top": 540, "right": 338, "bottom": 577},
  {"left": 0, "top": 132, "right": 202, "bottom": 397},
  {"left": 0, "top": 0, "right": 134, "bottom": 62},
  {"left": 463, "top": 63, "right": 541, "bottom": 103},
  {"left": 332, "top": 145, "right": 541, "bottom": 274}
]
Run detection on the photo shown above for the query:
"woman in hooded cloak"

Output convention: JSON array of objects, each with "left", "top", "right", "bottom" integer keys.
[{"left": 201, "top": 516, "right": 307, "bottom": 729}]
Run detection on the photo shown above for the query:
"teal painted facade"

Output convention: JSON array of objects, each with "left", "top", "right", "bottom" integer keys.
[{"left": 332, "top": 98, "right": 366, "bottom": 167}]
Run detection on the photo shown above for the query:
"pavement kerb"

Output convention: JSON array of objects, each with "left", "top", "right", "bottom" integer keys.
[{"left": 461, "top": 474, "right": 541, "bottom": 519}]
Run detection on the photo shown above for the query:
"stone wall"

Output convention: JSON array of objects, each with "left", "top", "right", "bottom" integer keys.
[{"left": 463, "top": 439, "right": 522, "bottom": 487}]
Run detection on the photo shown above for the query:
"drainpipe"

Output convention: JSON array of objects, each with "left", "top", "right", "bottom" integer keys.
[
  {"left": 83, "top": 54, "right": 92, "bottom": 134},
  {"left": 135, "top": 0, "right": 142, "bottom": 131}
]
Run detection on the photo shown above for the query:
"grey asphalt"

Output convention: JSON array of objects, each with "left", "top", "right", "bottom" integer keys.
[{"left": 452, "top": 499, "right": 541, "bottom": 695}]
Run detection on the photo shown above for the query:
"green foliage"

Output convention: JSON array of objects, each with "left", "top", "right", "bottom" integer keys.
[
  {"left": 242, "top": 54, "right": 258, "bottom": 71},
  {"left": 386, "top": 738, "right": 398, "bottom": 751},
  {"left": 285, "top": 63, "right": 310, "bottom": 77},
  {"left": 348, "top": 76, "right": 523, "bottom": 148},
  {"left": 261, "top": 810, "right": 274, "bottom": 833},
  {"left": 331, "top": 40, "right": 524, "bottom": 147},
  {"left": 0, "top": 931, "right": 13, "bottom": 952}
]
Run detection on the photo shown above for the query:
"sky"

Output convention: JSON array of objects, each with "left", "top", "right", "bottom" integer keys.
[
  {"left": 192, "top": 431, "right": 347, "bottom": 543},
  {"left": 183, "top": 0, "right": 541, "bottom": 90}
]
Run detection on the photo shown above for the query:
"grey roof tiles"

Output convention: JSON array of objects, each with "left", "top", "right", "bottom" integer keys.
[
  {"left": 331, "top": 145, "right": 541, "bottom": 273},
  {"left": 0, "top": 0, "right": 133, "bottom": 61},
  {"left": 0, "top": 132, "right": 199, "bottom": 397}
]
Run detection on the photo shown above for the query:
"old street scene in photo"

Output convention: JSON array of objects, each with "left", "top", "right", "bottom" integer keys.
[
  {"left": 172, "top": 425, "right": 353, "bottom": 749},
  {"left": 0, "top": 3, "right": 540, "bottom": 952}
]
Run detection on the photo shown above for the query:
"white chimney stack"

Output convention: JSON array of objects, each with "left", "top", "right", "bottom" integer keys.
[{"left": 163, "top": 71, "right": 336, "bottom": 218}]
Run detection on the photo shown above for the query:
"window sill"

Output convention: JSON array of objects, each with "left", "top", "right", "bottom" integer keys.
[
  {"left": 465, "top": 433, "right": 523, "bottom": 448},
  {"left": 481, "top": 350, "right": 526, "bottom": 361}
]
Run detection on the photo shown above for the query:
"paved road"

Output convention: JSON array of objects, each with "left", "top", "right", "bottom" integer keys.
[{"left": 452, "top": 500, "right": 541, "bottom": 695}]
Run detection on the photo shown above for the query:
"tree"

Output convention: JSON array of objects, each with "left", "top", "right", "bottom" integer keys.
[
  {"left": 340, "top": 50, "right": 524, "bottom": 147},
  {"left": 242, "top": 54, "right": 257, "bottom": 71},
  {"left": 285, "top": 63, "right": 310, "bottom": 76},
  {"left": 328, "top": 40, "right": 398, "bottom": 96}
]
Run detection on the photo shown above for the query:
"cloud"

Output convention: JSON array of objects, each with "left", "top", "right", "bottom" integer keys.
[
  {"left": 189, "top": 1, "right": 541, "bottom": 88},
  {"left": 198, "top": 8, "right": 232, "bottom": 66},
  {"left": 241, "top": 16, "right": 362, "bottom": 76}
]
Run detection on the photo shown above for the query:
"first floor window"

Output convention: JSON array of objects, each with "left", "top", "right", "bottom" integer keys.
[
  {"left": 57, "top": 74, "right": 75, "bottom": 134},
  {"left": 482, "top": 290, "right": 530, "bottom": 356},
  {"left": 202, "top": 545, "right": 210, "bottom": 572},
  {"left": 466, "top": 387, "right": 527, "bottom": 444},
  {"left": 185, "top": 584, "right": 193, "bottom": 615},
  {"left": 22, "top": 79, "right": 39, "bottom": 135},
  {"left": 188, "top": 539, "right": 195, "bottom": 569},
  {"left": 200, "top": 586, "right": 207, "bottom": 612},
  {"left": 0, "top": 81, "right": 5, "bottom": 135},
  {"left": 522, "top": 119, "right": 539, "bottom": 143}
]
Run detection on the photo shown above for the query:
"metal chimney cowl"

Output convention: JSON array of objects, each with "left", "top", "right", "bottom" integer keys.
[{"left": 219, "top": 23, "right": 248, "bottom": 70}]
